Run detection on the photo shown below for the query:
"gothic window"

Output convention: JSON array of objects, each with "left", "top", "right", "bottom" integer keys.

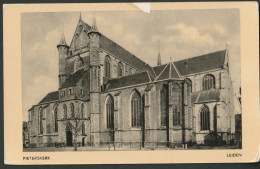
[
  {"left": 200, "top": 105, "right": 210, "bottom": 131},
  {"left": 160, "top": 86, "right": 167, "bottom": 127},
  {"left": 186, "top": 78, "right": 192, "bottom": 92},
  {"left": 104, "top": 56, "right": 111, "bottom": 78},
  {"left": 39, "top": 108, "right": 43, "bottom": 134},
  {"left": 63, "top": 104, "right": 67, "bottom": 119},
  {"left": 81, "top": 104, "right": 84, "bottom": 118},
  {"left": 213, "top": 105, "right": 217, "bottom": 133},
  {"left": 202, "top": 74, "right": 215, "bottom": 91},
  {"left": 70, "top": 103, "right": 74, "bottom": 119},
  {"left": 173, "top": 105, "right": 181, "bottom": 126},
  {"left": 106, "top": 95, "right": 114, "bottom": 129},
  {"left": 82, "top": 122, "right": 85, "bottom": 135},
  {"left": 131, "top": 90, "right": 142, "bottom": 127},
  {"left": 54, "top": 107, "right": 58, "bottom": 132},
  {"left": 118, "top": 62, "right": 123, "bottom": 77}
]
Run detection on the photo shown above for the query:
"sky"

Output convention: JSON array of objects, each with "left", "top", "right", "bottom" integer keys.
[{"left": 21, "top": 9, "right": 241, "bottom": 121}]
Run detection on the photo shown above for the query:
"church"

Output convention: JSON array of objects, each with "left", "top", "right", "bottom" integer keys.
[{"left": 27, "top": 14, "right": 237, "bottom": 149}]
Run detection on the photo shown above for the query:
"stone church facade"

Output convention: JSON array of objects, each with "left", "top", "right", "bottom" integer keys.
[{"left": 27, "top": 15, "right": 236, "bottom": 148}]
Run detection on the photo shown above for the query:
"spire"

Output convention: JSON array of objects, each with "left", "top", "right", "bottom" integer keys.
[
  {"left": 88, "top": 14, "right": 100, "bottom": 35},
  {"left": 157, "top": 41, "right": 161, "bottom": 66},
  {"left": 79, "top": 12, "right": 82, "bottom": 21},
  {"left": 57, "top": 32, "right": 68, "bottom": 48}
]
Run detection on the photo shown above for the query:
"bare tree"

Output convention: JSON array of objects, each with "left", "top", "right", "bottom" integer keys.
[{"left": 62, "top": 113, "right": 90, "bottom": 151}]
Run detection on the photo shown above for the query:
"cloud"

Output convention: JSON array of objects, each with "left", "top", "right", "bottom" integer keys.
[{"left": 166, "top": 23, "right": 217, "bottom": 47}]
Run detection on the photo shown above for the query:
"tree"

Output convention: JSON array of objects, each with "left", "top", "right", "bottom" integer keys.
[{"left": 62, "top": 113, "right": 90, "bottom": 151}]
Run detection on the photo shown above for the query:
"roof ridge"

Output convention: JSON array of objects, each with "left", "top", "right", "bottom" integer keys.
[{"left": 174, "top": 49, "right": 226, "bottom": 63}]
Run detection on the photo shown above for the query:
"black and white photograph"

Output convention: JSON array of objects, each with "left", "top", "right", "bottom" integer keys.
[{"left": 21, "top": 9, "right": 242, "bottom": 152}]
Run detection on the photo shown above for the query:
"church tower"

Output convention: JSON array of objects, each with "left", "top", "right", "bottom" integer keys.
[
  {"left": 87, "top": 16, "right": 101, "bottom": 146},
  {"left": 57, "top": 33, "right": 69, "bottom": 87}
]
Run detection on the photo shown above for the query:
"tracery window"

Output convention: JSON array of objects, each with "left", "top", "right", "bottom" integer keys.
[
  {"left": 200, "top": 105, "right": 210, "bottom": 130},
  {"left": 39, "top": 108, "right": 43, "bottom": 134},
  {"left": 131, "top": 90, "right": 142, "bottom": 127},
  {"left": 106, "top": 95, "right": 114, "bottom": 129},
  {"left": 160, "top": 86, "right": 167, "bottom": 126},
  {"left": 173, "top": 105, "right": 181, "bottom": 126},
  {"left": 104, "top": 56, "right": 111, "bottom": 78},
  {"left": 70, "top": 103, "right": 74, "bottom": 118},
  {"left": 63, "top": 104, "right": 67, "bottom": 119},
  {"left": 118, "top": 62, "right": 123, "bottom": 77},
  {"left": 202, "top": 74, "right": 215, "bottom": 91},
  {"left": 54, "top": 107, "right": 58, "bottom": 132}
]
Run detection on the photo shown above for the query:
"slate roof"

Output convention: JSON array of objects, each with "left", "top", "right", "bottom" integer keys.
[
  {"left": 174, "top": 50, "right": 226, "bottom": 76},
  {"left": 191, "top": 89, "right": 220, "bottom": 104},
  {"left": 105, "top": 71, "right": 150, "bottom": 91},
  {"left": 38, "top": 91, "right": 59, "bottom": 104},
  {"left": 153, "top": 50, "right": 226, "bottom": 77},
  {"left": 156, "top": 63, "right": 181, "bottom": 81},
  {"left": 82, "top": 21, "right": 155, "bottom": 78},
  {"left": 60, "top": 69, "right": 88, "bottom": 89}
]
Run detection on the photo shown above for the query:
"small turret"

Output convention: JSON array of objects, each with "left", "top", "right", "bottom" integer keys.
[
  {"left": 87, "top": 15, "right": 101, "bottom": 66},
  {"left": 57, "top": 33, "right": 69, "bottom": 87}
]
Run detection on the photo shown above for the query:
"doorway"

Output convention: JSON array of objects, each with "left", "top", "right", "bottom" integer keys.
[{"left": 66, "top": 131, "right": 72, "bottom": 147}]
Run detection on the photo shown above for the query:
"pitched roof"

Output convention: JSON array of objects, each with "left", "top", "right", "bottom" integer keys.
[
  {"left": 81, "top": 21, "right": 155, "bottom": 78},
  {"left": 105, "top": 71, "right": 150, "bottom": 91},
  {"left": 191, "top": 89, "right": 220, "bottom": 104},
  {"left": 155, "top": 63, "right": 181, "bottom": 81},
  {"left": 60, "top": 69, "right": 88, "bottom": 89},
  {"left": 153, "top": 50, "right": 226, "bottom": 77},
  {"left": 174, "top": 50, "right": 226, "bottom": 76},
  {"left": 38, "top": 91, "right": 59, "bottom": 104}
]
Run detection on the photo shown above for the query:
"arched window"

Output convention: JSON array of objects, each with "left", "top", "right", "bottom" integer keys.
[
  {"left": 200, "top": 105, "right": 210, "bottom": 130},
  {"left": 106, "top": 95, "right": 114, "bottom": 129},
  {"left": 70, "top": 103, "right": 74, "bottom": 118},
  {"left": 104, "top": 56, "right": 111, "bottom": 78},
  {"left": 118, "top": 62, "right": 123, "bottom": 77},
  {"left": 213, "top": 105, "right": 217, "bottom": 133},
  {"left": 63, "top": 104, "right": 67, "bottom": 119},
  {"left": 173, "top": 105, "right": 181, "bottom": 126},
  {"left": 81, "top": 104, "right": 84, "bottom": 118},
  {"left": 160, "top": 86, "right": 167, "bottom": 126},
  {"left": 131, "top": 90, "right": 142, "bottom": 127},
  {"left": 39, "top": 108, "right": 43, "bottom": 134},
  {"left": 186, "top": 78, "right": 192, "bottom": 92},
  {"left": 202, "top": 74, "right": 215, "bottom": 91},
  {"left": 54, "top": 106, "right": 58, "bottom": 132},
  {"left": 82, "top": 122, "right": 85, "bottom": 135}
]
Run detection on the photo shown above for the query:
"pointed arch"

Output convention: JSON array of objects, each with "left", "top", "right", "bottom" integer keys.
[
  {"left": 117, "top": 62, "right": 123, "bottom": 77},
  {"left": 160, "top": 85, "right": 168, "bottom": 127},
  {"left": 63, "top": 104, "right": 67, "bottom": 119},
  {"left": 81, "top": 103, "right": 84, "bottom": 118},
  {"left": 202, "top": 74, "right": 215, "bottom": 91},
  {"left": 200, "top": 105, "right": 210, "bottom": 130},
  {"left": 54, "top": 104, "right": 58, "bottom": 132},
  {"left": 105, "top": 94, "right": 114, "bottom": 129},
  {"left": 70, "top": 103, "right": 74, "bottom": 118},
  {"left": 131, "top": 89, "right": 142, "bottom": 127},
  {"left": 186, "top": 78, "right": 192, "bottom": 92},
  {"left": 38, "top": 107, "right": 43, "bottom": 134},
  {"left": 104, "top": 55, "right": 111, "bottom": 78}
]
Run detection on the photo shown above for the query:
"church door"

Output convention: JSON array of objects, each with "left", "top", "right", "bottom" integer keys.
[{"left": 66, "top": 131, "right": 73, "bottom": 147}]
